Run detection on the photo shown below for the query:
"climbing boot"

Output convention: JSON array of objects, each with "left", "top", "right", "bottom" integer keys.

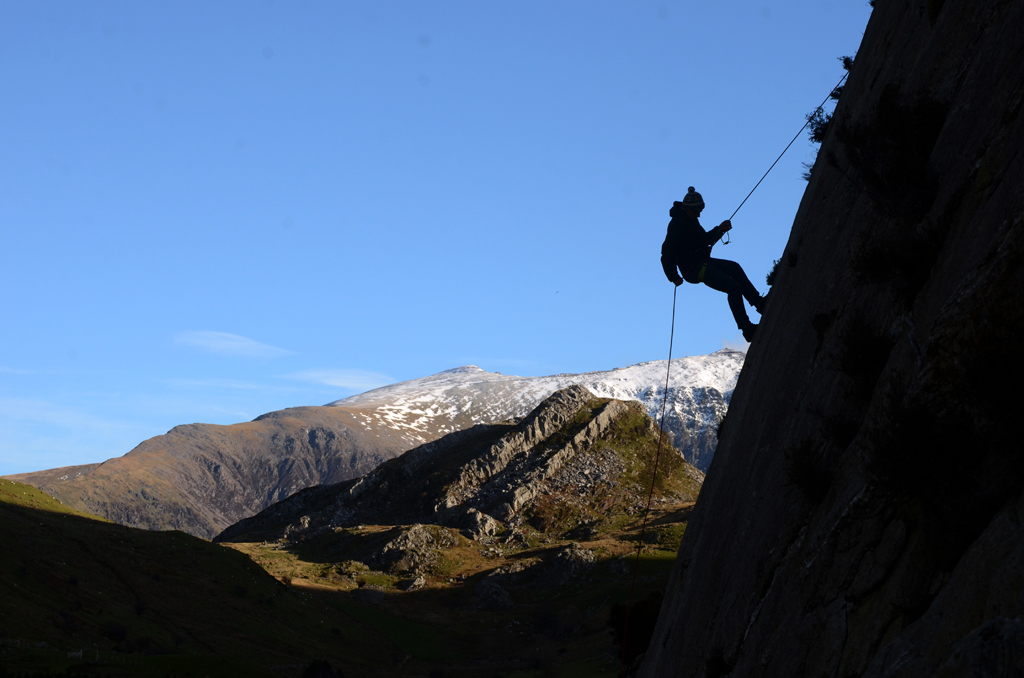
[
  {"left": 753, "top": 290, "right": 771, "bottom": 315},
  {"left": 742, "top": 323, "right": 758, "bottom": 343}
]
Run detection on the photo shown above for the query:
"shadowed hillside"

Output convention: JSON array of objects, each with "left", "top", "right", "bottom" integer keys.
[
  {"left": 0, "top": 479, "right": 408, "bottom": 677},
  {"left": 641, "top": 0, "right": 1024, "bottom": 676}
]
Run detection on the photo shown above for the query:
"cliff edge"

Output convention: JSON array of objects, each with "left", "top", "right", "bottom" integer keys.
[{"left": 642, "top": 1, "right": 1024, "bottom": 676}]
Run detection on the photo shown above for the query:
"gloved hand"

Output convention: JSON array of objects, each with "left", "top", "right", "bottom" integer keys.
[{"left": 719, "top": 220, "right": 732, "bottom": 232}]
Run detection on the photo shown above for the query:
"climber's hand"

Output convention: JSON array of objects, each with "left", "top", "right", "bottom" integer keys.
[{"left": 719, "top": 220, "right": 732, "bottom": 232}]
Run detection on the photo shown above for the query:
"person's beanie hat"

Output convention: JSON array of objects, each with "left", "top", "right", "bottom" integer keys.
[{"left": 681, "top": 186, "right": 705, "bottom": 210}]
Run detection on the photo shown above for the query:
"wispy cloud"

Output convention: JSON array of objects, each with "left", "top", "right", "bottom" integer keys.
[
  {"left": 722, "top": 336, "right": 750, "bottom": 352},
  {"left": 287, "top": 369, "right": 393, "bottom": 392},
  {"left": 174, "top": 331, "right": 293, "bottom": 358},
  {"left": 0, "top": 367, "right": 35, "bottom": 375}
]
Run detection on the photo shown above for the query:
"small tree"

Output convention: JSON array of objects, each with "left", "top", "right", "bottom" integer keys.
[{"left": 803, "top": 56, "right": 855, "bottom": 180}]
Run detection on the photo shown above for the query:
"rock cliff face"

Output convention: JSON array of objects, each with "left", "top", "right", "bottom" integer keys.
[{"left": 641, "top": 1, "right": 1024, "bottom": 676}]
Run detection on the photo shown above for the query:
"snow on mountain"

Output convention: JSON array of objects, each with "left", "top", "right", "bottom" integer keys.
[{"left": 328, "top": 349, "right": 745, "bottom": 471}]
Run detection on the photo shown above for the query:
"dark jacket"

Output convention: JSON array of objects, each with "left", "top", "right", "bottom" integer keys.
[{"left": 660, "top": 201, "right": 723, "bottom": 284}]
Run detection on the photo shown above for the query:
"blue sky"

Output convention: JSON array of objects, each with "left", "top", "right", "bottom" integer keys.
[{"left": 0, "top": 1, "right": 873, "bottom": 474}]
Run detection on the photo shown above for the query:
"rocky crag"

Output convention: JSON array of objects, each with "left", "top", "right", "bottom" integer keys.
[
  {"left": 641, "top": 1, "right": 1024, "bottom": 676},
  {"left": 9, "top": 354, "right": 736, "bottom": 539},
  {"left": 217, "top": 386, "right": 703, "bottom": 587}
]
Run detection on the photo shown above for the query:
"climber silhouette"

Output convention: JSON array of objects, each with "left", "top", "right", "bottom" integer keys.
[{"left": 660, "top": 187, "right": 766, "bottom": 342}]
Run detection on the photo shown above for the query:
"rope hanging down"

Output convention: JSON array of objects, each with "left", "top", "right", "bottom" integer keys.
[
  {"left": 619, "top": 285, "right": 677, "bottom": 676},
  {"left": 720, "top": 70, "right": 849, "bottom": 245}
]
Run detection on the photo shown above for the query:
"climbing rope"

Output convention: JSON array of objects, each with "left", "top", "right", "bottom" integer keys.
[
  {"left": 620, "top": 285, "right": 676, "bottom": 676},
  {"left": 720, "top": 70, "right": 850, "bottom": 245}
]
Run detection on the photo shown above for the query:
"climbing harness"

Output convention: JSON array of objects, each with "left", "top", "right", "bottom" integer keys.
[
  {"left": 719, "top": 70, "right": 850, "bottom": 246},
  {"left": 618, "top": 73, "right": 851, "bottom": 675}
]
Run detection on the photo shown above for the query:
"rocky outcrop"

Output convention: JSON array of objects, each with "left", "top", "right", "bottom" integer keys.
[
  {"left": 536, "top": 543, "right": 598, "bottom": 588},
  {"left": 463, "top": 508, "right": 502, "bottom": 540},
  {"left": 434, "top": 388, "right": 633, "bottom": 521},
  {"left": 370, "top": 524, "right": 461, "bottom": 576},
  {"left": 217, "top": 386, "right": 702, "bottom": 547},
  {"left": 641, "top": 1, "right": 1024, "bottom": 676}
]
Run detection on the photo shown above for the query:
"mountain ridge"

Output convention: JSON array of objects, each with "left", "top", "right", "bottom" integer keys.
[
  {"left": 8, "top": 351, "right": 741, "bottom": 539},
  {"left": 326, "top": 348, "right": 744, "bottom": 471}
]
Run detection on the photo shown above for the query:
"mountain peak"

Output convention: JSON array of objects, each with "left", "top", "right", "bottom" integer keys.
[
  {"left": 437, "top": 365, "right": 487, "bottom": 375},
  {"left": 325, "top": 352, "right": 744, "bottom": 472}
]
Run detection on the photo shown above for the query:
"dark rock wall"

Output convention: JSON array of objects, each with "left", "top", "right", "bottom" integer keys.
[{"left": 641, "top": 0, "right": 1024, "bottom": 676}]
